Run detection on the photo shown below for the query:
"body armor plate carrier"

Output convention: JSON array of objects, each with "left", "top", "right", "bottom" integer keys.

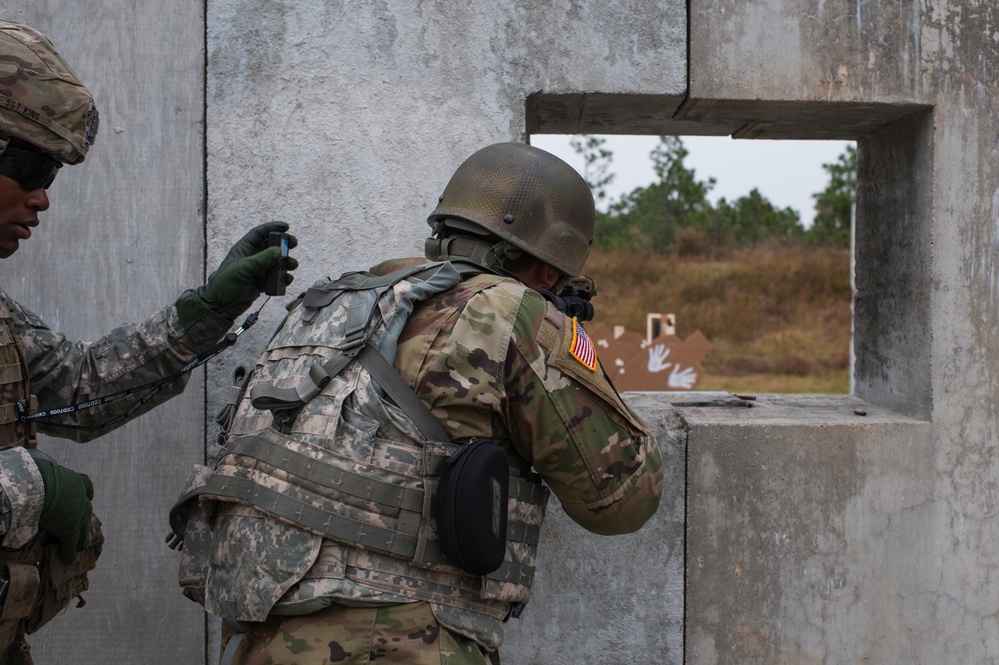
[{"left": 168, "top": 261, "right": 549, "bottom": 645}]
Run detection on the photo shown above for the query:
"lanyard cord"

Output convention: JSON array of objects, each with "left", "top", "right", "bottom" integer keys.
[{"left": 17, "top": 299, "right": 269, "bottom": 432}]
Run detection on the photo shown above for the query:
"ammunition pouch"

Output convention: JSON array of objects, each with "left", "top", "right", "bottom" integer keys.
[{"left": 0, "top": 514, "right": 103, "bottom": 663}]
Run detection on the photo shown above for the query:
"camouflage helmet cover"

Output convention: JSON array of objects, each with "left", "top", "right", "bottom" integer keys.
[
  {"left": 428, "top": 142, "right": 595, "bottom": 277},
  {"left": 0, "top": 21, "right": 98, "bottom": 164}
]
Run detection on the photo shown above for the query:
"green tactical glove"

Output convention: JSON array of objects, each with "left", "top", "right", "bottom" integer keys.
[
  {"left": 29, "top": 451, "right": 94, "bottom": 565},
  {"left": 176, "top": 221, "right": 299, "bottom": 328}
]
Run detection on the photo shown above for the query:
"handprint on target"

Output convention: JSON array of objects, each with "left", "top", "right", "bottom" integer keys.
[
  {"left": 647, "top": 344, "right": 672, "bottom": 373},
  {"left": 667, "top": 365, "right": 697, "bottom": 389},
  {"left": 646, "top": 344, "right": 698, "bottom": 389},
  {"left": 585, "top": 323, "right": 713, "bottom": 391}
]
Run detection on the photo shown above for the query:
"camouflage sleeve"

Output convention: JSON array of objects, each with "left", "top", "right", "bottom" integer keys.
[
  {"left": 0, "top": 446, "right": 43, "bottom": 548},
  {"left": 6, "top": 292, "right": 234, "bottom": 442},
  {"left": 505, "top": 289, "right": 664, "bottom": 535},
  {"left": 406, "top": 276, "right": 663, "bottom": 534},
  {"left": 369, "top": 257, "right": 428, "bottom": 275}
]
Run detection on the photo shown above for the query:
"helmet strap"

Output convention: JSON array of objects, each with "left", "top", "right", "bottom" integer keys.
[{"left": 424, "top": 234, "right": 515, "bottom": 277}]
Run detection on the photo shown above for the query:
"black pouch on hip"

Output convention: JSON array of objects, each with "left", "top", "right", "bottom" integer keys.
[{"left": 433, "top": 438, "right": 509, "bottom": 576}]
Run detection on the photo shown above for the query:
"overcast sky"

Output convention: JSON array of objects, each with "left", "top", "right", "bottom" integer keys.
[{"left": 531, "top": 134, "right": 854, "bottom": 228}]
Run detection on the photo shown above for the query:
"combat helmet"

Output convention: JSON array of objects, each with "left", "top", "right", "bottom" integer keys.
[
  {"left": 0, "top": 21, "right": 98, "bottom": 164},
  {"left": 427, "top": 142, "right": 595, "bottom": 278}
]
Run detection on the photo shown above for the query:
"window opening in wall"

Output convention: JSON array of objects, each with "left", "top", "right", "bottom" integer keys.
[{"left": 531, "top": 134, "right": 856, "bottom": 395}]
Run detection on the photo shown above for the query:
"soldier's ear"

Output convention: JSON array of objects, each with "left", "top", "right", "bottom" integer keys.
[
  {"left": 507, "top": 257, "right": 560, "bottom": 291},
  {"left": 536, "top": 262, "right": 561, "bottom": 291}
]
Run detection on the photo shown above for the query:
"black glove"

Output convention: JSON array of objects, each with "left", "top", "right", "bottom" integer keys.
[
  {"left": 29, "top": 451, "right": 94, "bottom": 565},
  {"left": 176, "top": 221, "right": 299, "bottom": 327}
]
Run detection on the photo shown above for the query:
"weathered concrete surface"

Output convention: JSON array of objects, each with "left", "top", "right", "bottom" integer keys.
[
  {"left": 683, "top": 0, "right": 936, "bottom": 139},
  {"left": 681, "top": 394, "right": 939, "bottom": 664}
]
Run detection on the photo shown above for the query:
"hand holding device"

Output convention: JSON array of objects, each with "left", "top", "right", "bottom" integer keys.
[{"left": 264, "top": 232, "right": 291, "bottom": 296}]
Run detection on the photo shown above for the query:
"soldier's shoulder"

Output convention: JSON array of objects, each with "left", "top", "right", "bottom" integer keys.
[
  {"left": 463, "top": 274, "right": 550, "bottom": 319},
  {"left": 461, "top": 278, "right": 567, "bottom": 352},
  {"left": 0, "top": 289, "right": 41, "bottom": 326}
]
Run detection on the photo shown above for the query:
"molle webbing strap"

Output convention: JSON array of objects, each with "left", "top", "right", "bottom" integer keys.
[
  {"left": 201, "top": 433, "right": 545, "bottom": 568},
  {"left": 0, "top": 403, "right": 18, "bottom": 427},
  {"left": 340, "top": 558, "right": 510, "bottom": 621},
  {"left": 503, "top": 481, "right": 545, "bottom": 543},
  {"left": 355, "top": 344, "right": 449, "bottom": 443},
  {"left": 248, "top": 355, "right": 352, "bottom": 415},
  {"left": 226, "top": 434, "right": 425, "bottom": 513},
  {"left": 486, "top": 558, "right": 534, "bottom": 588},
  {"left": 202, "top": 432, "right": 442, "bottom": 562},
  {"left": 0, "top": 361, "right": 21, "bottom": 385},
  {"left": 203, "top": 471, "right": 423, "bottom": 558}
]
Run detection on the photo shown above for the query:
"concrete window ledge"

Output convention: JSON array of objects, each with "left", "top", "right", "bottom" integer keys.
[{"left": 657, "top": 391, "right": 928, "bottom": 427}]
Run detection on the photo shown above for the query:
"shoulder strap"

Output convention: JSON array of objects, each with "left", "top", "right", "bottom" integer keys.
[{"left": 356, "top": 343, "right": 449, "bottom": 443}]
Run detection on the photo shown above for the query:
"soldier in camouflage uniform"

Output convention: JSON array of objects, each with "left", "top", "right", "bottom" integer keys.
[
  {"left": 200, "top": 142, "right": 664, "bottom": 665},
  {"left": 0, "top": 20, "right": 296, "bottom": 663}
]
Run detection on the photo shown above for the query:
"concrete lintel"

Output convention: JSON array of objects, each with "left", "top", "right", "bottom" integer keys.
[
  {"left": 527, "top": 92, "right": 694, "bottom": 137},
  {"left": 527, "top": 92, "right": 931, "bottom": 142},
  {"left": 675, "top": 98, "right": 931, "bottom": 140}
]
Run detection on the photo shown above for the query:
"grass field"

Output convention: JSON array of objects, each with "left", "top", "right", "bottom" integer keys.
[{"left": 584, "top": 246, "right": 853, "bottom": 394}]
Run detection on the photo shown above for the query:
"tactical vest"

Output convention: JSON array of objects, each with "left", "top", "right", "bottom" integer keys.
[
  {"left": 0, "top": 300, "right": 103, "bottom": 665},
  {"left": 0, "top": 301, "right": 34, "bottom": 451},
  {"left": 169, "top": 261, "right": 549, "bottom": 650}
]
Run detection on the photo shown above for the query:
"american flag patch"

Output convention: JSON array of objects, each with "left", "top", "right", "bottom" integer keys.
[{"left": 569, "top": 317, "right": 597, "bottom": 371}]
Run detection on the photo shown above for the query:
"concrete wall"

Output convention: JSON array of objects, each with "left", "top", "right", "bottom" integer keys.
[
  {"left": 678, "top": 2, "right": 999, "bottom": 662},
  {"left": 683, "top": 395, "right": 937, "bottom": 664},
  {"left": 0, "top": 0, "right": 996, "bottom": 663}
]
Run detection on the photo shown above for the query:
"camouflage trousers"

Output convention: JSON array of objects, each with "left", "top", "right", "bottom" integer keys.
[{"left": 220, "top": 602, "right": 490, "bottom": 665}]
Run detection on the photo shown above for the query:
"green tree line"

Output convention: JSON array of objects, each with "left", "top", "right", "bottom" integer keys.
[{"left": 573, "top": 136, "right": 857, "bottom": 255}]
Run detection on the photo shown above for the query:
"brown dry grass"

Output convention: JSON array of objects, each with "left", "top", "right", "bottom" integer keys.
[{"left": 585, "top": 246, "right": 852, "bottom": 394}]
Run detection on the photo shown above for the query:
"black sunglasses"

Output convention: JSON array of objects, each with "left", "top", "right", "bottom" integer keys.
[{"left": 0, "top": 145, "right": 62, "bottom": 191}]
